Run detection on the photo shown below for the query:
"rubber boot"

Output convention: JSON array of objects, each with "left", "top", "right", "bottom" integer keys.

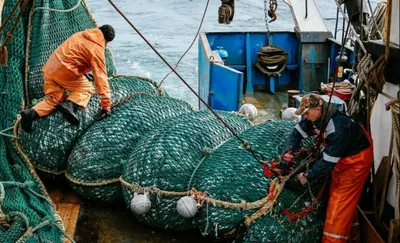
[
  {"left": 20, "top": 108, "right": 39, "bottom": 133},
  {"left": 56, "top": 100, "right": 80, "bottom": 125}
]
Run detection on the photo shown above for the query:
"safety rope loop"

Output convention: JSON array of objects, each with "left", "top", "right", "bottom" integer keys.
[{"left": 32, "top": 0, "right": 82, "bottom": 13}]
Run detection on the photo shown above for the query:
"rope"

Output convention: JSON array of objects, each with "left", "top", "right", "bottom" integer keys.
[
  {"left": 0, "top": 126, "right": 19, "bottom": 139},
  {"left": 65, "top": 172, "right": 120, "bottom": 186},
  {"left": 0, "top": 180, "right": 76, "bottom": 242},
  {"left": 282, "top": 177, "right": 327, "bottom": 223},
  {"left": 254, "top": 45, "right": 288, "bottom": 77},
  {"left": 367, "top": 0, "right": 386, "bottom": 40},
  {"left": 347, "top": 62, "right": 368, "bottom": 116},
  {"left": 156, "top": 0, "right": 210, "bottom": 92},
  {"left": 32, "top": 0, "right": 82, "bottom": 13},
  {"left": 386, "top": 97, "right": 400, "bottom": 219},
  {"left": 120, "top": 176, "right": 279, "bottom": 212},
  {"left": 244, "top": 178, "right": 283, "bottom": 226},
  {"left": 366, "top": 0, "right": 392, "bottom": 94}
]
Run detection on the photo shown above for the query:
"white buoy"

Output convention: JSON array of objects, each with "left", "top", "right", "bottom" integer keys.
[
  {"left": 282, "top": 107, "right": 301, "bottom": 122},
  {"left": 176, "top": 196, "right": 198, "bottom": 218},
  {"left": 130, "top": 193, "right": 151, "bottom": 215},
  {"left": 239, "top": 103, "right": 258, "bottom": 121}
]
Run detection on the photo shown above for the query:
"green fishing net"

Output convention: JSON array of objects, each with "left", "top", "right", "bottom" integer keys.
[
  {"left": 19, "top": 75, "right": 162, "bottom": 174},
  {"left": 0, "top": 1, "right": 64, "bottom": 242},
  {"left": 189, "top": 121, "right": 327, "bottom": 242},
  {"left": 26, "top": 0, "right": 116, "bottom": 101},
  {"left": 66, "top": 95, "right": 194, "bottom": 203},
  {"left": 121, "top": 110, "right": 252, "bottom": 230}
]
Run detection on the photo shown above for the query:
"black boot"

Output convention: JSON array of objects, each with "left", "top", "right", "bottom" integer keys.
[
  {"left": 56, "top": 100, "right": 80, "bottom": 125},
  {"left": 20, "top": 108, "right": 39, "bottom": 133}
]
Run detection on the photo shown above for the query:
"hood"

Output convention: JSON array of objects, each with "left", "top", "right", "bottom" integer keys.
[
  {"left": 314, "top": 102, "right": 338, "bottom": 131},
  {"left": 82, "top": 28, "right": 105, "bottom": 47}
]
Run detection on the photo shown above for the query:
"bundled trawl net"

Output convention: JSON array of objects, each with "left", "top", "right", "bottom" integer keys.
[
  {"left": 0, "top": 1, "right": 67, "bottom": 242},
  {"left": 121, "top": 110, "right": 252, "bottom": 230},
  {"left": 189, "top": 121, "right": 327, "bottom": 242},
  {"left": 25, "top": 0, "right": 116, "bottom": 101},
  {"left": 66, "top": 95, "right": 194, "bottom": 202},
  {"left": 19, "top": 76, "right": 162, "bottom": 174}
]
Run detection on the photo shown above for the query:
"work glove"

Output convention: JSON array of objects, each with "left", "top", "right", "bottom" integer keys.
[
  {"left": 97, "top": 108, "right": 111, "bottom": 121},
  {"left": 278, "top": 151, "right": 294, "bottom": 176}
]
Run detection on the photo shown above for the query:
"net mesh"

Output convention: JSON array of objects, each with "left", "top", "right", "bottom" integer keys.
[
  {"left": 0, "top": 1, "right": 64, "bottom": 242},
  {"left": 66, "top": 95, "right": 194, "bottom": 203},
  {"left": 122, "top": 110, "right": 252, "bottom": 230},
  {"left": 189, "top": 121, "right": 327, "bottom": 242},
  {"left": 19, "top": 75, "right": 162, "bottom": 174}
]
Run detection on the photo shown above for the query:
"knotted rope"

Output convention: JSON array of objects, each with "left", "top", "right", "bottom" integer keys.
[
  {"left": 254, "top": 45, "right": 288, "bottom": 77},
  {"left": 0, "top": 181, "right": 76, "bottom": 242},
  {"left": 120, "top": 176, "right": 284, "bottom": 226},
  {"left": 365, "top": 0, "right": 392, "bottom": 93},
  {"left": 385, "top": 98, "right": 400, "bottom": 219}
]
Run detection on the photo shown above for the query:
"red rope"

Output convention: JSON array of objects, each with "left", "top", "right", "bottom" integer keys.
[{"left": 282, "top": 177, "right": 328, "bottom": 224}]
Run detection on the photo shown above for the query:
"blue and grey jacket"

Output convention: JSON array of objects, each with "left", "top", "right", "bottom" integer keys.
[{"left": 286, "top": 103, "right": 370, "bottom": 179}]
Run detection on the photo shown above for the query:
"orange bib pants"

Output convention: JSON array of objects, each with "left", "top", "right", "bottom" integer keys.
[
  {"left": 33, "top": 71, "right": 95, "bottom": 117},
  {"left": 322, "top": 127, "right": 373, "bottom": 242}
]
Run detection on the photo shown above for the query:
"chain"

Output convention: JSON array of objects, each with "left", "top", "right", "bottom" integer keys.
[{"left": 264, "top": 0, "right": 270, "bottom": 45}]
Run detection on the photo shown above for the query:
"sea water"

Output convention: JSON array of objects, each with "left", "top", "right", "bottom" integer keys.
[{"left": 85, "top": 0, "right": 379, "bottom": 107}]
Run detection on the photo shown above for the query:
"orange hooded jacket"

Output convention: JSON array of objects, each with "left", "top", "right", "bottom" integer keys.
[{"left": 42, "top": 28, "right": 111, "bottom": 110}]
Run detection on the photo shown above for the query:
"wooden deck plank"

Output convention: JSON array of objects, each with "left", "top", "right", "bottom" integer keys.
[
  {"left": 48, "top": 187, "right": 81, "bottom": 242},
  {"left": 58, "top": 203, "right": 80, "bottom": 243}
]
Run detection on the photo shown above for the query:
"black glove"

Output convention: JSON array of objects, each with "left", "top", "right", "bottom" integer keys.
[
  {"left": 278, "top": 152, "right": 294, "bottom": 176},
  {"left": 97, "top": 109, "right": 111, "bottom": 121}
]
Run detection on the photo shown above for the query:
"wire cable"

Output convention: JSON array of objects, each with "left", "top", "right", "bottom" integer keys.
[
  {"left": 107, "top": 0, "right": 266, "bottom": 164},
  {"left": 157, "top": 0, "right": 210, "bottom": 91}
]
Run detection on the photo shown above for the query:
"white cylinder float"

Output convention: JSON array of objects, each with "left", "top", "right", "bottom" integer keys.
[
  {"left": 282, "top": 107, "right": 301, "bottom": 122},
  {"left": 176, "top": 196, "right": 198, "bottom": 218},
  {"left": 239, "top": 103, "right": 258, "bottom": 121},
  {"left": 130, "top": 193, "right": 151, "bottom": 215}
]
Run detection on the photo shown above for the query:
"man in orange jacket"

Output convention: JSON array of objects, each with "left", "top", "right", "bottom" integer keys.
[
  {"left": 20, "top": 25, "right": 115, "bottom": 133},
  {"left": 282, "top": 93, "right": 373, "bottom": 242}
]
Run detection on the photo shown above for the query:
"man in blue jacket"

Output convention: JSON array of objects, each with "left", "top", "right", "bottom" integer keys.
[{"left": 282, "top": 93, "right": 373, "bottom": 242}]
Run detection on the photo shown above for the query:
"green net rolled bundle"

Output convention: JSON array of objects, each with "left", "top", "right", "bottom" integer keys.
[
  {"left": 26, "top": 0, "right": 116, "bottom": 100},
  {"left": 0, "top": 140, "right": 64, "bottom": 243},
  {"left": 188, "top": 121, "right": 326, "bottom": 242},
  {"left": 66, "top": 95, "right": 194, "bottom": 202},
  {"left": 121, "top": 110, "right": 252, "bottom": 230},
  {"left": 19, "top": 76, "right": 161, "bottom": 174}
]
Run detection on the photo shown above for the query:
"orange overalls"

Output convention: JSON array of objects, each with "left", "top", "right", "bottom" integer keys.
[
  {"left": 322, "top": 126, "right": 373, "bottom": 242},
  {"left": 33, "top": 28, "right": 111, "bottom": 117}
]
